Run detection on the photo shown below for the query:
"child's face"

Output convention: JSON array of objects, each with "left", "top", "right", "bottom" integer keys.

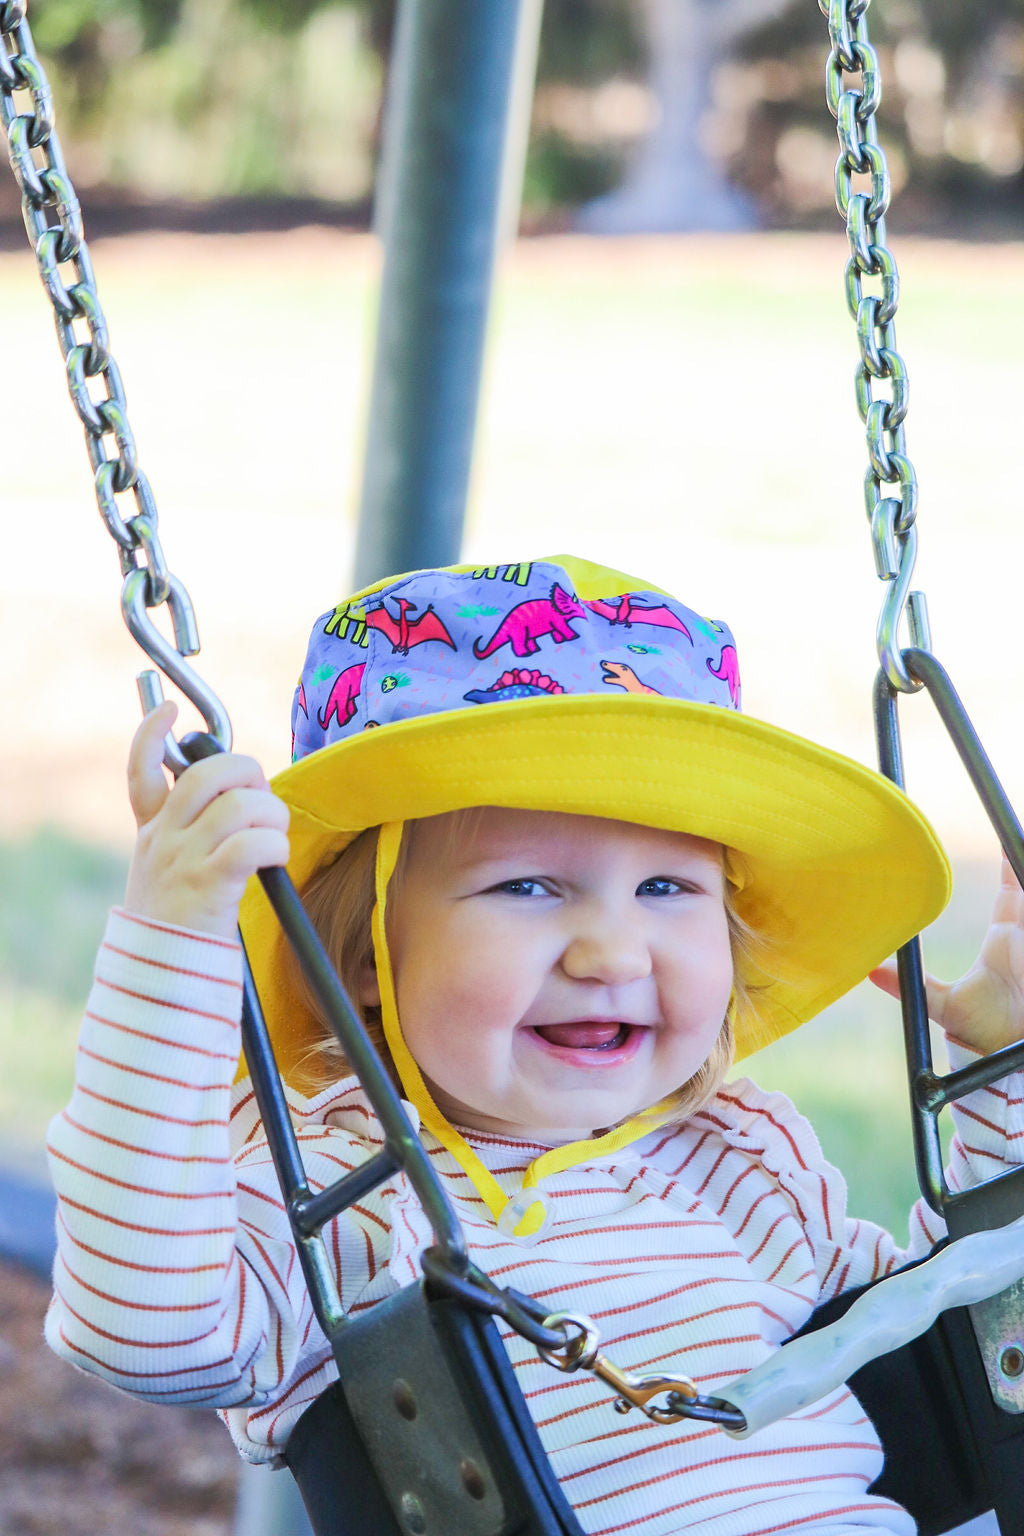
[{"left": 373, "top": 808, "right": 734, "bottom": 1144}]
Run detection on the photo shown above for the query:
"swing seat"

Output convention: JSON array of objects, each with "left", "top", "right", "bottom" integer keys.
[
  {"left": 797, "top": 1265, "right": 1024, "bottom": 1536},
  {"left": 286, "top": 1263, "right": 1024, "bottom": 1536},
  {"left": 285, "top": 1279, "right": 585, "bottom": 1536}
]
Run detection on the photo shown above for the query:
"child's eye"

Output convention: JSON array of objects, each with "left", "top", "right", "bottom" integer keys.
[
  {"left": 491, "top": 878, "right": 548, "bottom": 897},
  {"left": 636, "top": 877, "right": 683, "bottom": 897}
]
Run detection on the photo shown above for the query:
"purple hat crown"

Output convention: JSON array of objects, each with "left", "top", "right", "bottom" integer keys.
[{"left": 291, "top": 558, "right": 740, "bottom": 762}]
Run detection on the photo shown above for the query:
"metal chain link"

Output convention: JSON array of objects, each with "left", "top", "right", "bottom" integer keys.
[
  {"left": 1, "top": 1, "right": 230, "bottom": 765},
  {"left": 820, "top": 0, "right": 932, "bottom": 692}
]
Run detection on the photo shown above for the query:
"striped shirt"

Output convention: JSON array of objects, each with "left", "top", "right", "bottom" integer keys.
[{"left": 46, "top": 909, "right": 1024, "bottom": 1536}]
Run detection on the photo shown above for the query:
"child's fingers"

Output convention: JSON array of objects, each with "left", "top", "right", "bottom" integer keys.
[
  {"left": 127, "top": 702, "right": 178, "bottom": 827},
  {"left": 173, "top": 801, "right": 290, "bottom": 929},
  {"left": 124, "top": 770, "right": 289, "bottom": 935},
  {"left": 867, "top": 959, "right": 900, "bottom": 1000},
  {"left": 187, "top": 784, "right": 291, "bottom": 860},
  {"left": 868, "top": 958, "right": 950, "bottom": 1026},
  {"left": 988, "top": 850, "right": 1024, "bottom": 927},
  {"left": 206, "top": 824, "right": 292, "bottom": 885},
  {"left": 153, "top": 752, "right": 274, "bottom": 834}
]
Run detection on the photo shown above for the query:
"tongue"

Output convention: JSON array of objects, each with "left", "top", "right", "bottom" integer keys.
[{"left": 534, "top": 1022, "right": 624, "bottom": 1049}]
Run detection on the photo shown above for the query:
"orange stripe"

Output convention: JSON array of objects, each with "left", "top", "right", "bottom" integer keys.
[
  {"left": 49, "top": 1146, "right": 233, "bottom": 1200},
  {"left": 589, "top": 1483, "right": 876, "bottom": 1535},
  {"left": 75, "top": 1082, "right": 225, "bottom": 1127},
  {"left": 56, "top": 1191, "right": 236, "bottom": 1239},
  {"left": 60, "top": 1108, "right": 232, "bottom": 1165},
  {"left": 249, "top": 1357, "right": 329, "bottom": 1426},
  {"left": 87, "top": 1002, "right": 238, "bottom": 1050},
  {"left": 748, "top": 1211, "right": 795, "bottom": 1264},
  {"left": 57, "top": 1322, "right": 240, "bottom": 1382},
  {"left": 819, "top": 1246, "right": 842, "bottom": 1296},
  {"left": 102, "top": 939, "right": 242, "bottom": 987},
  {"left": 714, "top": 1161, "right": 758, "bottom": 1218},
  {"left": 78, "top": 1043, "right": 227, "bottom": 1091},
  {"left": 733, "top": 1187, "right": 777, "bottom": 1239},
  {"left": 55, "top": 1286, "right": 225, "bottom": 1351},
  {"left": 236, "top": 1180, "right": 286, "bottom": 1215},
  {"left": 569, "top": 1432, "right": 880, "bottom": 1495},
  {"left": 118, "top": 910, "right": 238, "bottom": 949},
  {"left": 60, "top": 1254, "right": 222, "bottom": 1314},
  {"left": 57, "top": 1211, "right": 225, "bottom": 1275},
  {"left": 765, "top": 1242, "right": 810, "bottom": 1284}
]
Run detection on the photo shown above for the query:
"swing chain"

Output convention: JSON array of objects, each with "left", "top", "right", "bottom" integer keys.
[
  {"left": 0, "top": 2, "right": 231, "bottom": 764},
  {"left": 820, "top": 0, "right": 929, "bottom": 694}
]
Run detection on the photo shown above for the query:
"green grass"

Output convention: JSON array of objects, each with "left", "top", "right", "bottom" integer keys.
[
  {"left": 0, "top": 828, "right": 127, "bottom": 1002},
  {"left": 0, "top": 829, "right": 126, "bottom": 1158}
]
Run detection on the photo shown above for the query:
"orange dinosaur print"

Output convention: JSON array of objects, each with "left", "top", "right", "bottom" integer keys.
[{"left": 601, "top": 661, "right": 662, "bottom": 696}]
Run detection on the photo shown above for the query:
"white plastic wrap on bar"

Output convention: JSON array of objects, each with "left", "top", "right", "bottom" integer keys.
[{"left": 721, "top": 1212, "right": 1024, "bottom": 1439}]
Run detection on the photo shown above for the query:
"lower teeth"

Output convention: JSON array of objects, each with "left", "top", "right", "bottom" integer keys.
[{"left": 599, "top": 1027, "right": 627, "bottom": 1050}]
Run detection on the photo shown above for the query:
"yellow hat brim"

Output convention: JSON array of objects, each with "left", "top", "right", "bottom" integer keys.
[{"left": 239, "top": 693, "right": 950, "bottom": 1082}]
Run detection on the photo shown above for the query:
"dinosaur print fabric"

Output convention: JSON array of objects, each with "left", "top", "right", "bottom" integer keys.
[{"left": 291, "top": 560, "right": 741, "bottom": 761}]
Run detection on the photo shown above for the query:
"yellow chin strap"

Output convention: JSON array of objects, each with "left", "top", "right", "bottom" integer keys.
[{"left": 371, "top": 821, "right": 680, "bottom": 1242}]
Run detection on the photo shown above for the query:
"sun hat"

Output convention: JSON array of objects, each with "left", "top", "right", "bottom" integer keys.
[
  {"left": 240, "top": 552, "right": 951, "bottom": 1092},
  {"left": 239, "top": 552, "right": 950, "bottom": 1239}
]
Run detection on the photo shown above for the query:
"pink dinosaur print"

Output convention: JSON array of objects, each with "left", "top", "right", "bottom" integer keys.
[
  {"left": 473, "top": 583, "right": 585, "bottom": 659},
  {"left": 707, "top": 644, "right": 740, "bottom": 706},
  {"left": 318, "top": 662, "right": 366, "bottom": 730},
  {"left": 365, "top": 598, "right": 455, "bottom": 656},
  {"left": 493, "top": 667, "right": 564, "bottom": 694},
  {"left": 586, "top": 595, "right": 691, "bottom": 640}
]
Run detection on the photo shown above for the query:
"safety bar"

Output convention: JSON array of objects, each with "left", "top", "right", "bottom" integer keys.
[
  {"left": 874, "top": 649, "right": 1024, "bottom": 1217},
  {"left": 721, "top": 1212, "right": 1024, "bottom": 1438},
  {"left": 175, "top": 733, "right": 470, "bottom": 1344}
]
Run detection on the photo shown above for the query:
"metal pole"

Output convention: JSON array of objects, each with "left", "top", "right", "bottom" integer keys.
[
  {"left": 352, "top": 0, "right": 543, "bottom": 586},
  {"left": 239, "top": 12, "right": 543, "bottom": 1536}
]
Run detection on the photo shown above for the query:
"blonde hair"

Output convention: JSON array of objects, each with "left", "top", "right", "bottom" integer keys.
[{"left": 288, "top": 818, "right": 762, "bottom": 1123}]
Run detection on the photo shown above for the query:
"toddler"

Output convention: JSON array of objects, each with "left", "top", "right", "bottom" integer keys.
[{"left": 46, "top": 555, "right": 1024, "bottom": 1536}]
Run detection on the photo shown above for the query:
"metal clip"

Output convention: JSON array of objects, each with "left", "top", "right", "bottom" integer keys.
[{"left": 540, "top": 1311, "right": 702, "bottom": 1426}]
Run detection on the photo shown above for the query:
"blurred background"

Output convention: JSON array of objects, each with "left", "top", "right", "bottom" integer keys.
[
  {"left": 5, "top": 0, "right": 1024, "bottom": 229},
  {"left": 2, "top": 1, "right": 1024, "bottom": 1531}
]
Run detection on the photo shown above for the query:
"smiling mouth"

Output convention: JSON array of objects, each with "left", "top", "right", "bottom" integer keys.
[{"left": 531, "top": 1021, "right": 639, "bottom": 1052}]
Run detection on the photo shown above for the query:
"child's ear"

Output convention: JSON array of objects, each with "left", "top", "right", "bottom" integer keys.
[{"left": 357, "top": 963, "right": 381, "bottom": 1008}]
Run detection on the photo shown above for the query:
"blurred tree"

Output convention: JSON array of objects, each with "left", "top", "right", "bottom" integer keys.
[
  {"left": 21, "top": 0, "right": 389, "bottom": 204},
  {"left": 730, "top": 0, "right": 1024, "bottom": 226},
  {"left": 576, "top": 0, "right": 794, "bottom": 232},
  {"left": 8, "top": 0, "right": 1024, "bottom": 228},
  {"left": 522, "top": 0, "right": 644, "bottom": 213}
]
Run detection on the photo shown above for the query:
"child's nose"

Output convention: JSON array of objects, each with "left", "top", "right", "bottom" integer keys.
[{"left": 560, "top": 911, "right": 653, "bottom": 986}]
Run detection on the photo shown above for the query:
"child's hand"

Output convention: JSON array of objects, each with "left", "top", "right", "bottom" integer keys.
[
  {"left": 870, "top": 853, "right": 1024, "bottom": 1055},
  {"left": 123, "top": 701, "right": 290, "bottom": 939}
]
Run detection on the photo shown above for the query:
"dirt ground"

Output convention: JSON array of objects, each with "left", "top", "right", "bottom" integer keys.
[{"left": 0, "top": 1261, "right": 240, "bottom": 1536}]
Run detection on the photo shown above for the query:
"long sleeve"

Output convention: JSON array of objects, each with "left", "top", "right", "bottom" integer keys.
[
  {"left": 45, "top": 910, "right": 300, "bottom": 1413},
  {"left": 942, "top": 1036, "right": 1024, "bottom": 1189}
]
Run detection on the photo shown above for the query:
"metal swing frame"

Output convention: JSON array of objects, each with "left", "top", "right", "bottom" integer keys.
[{"left": 3, "top": 0, "right": 1024, "bottom": 1530}]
